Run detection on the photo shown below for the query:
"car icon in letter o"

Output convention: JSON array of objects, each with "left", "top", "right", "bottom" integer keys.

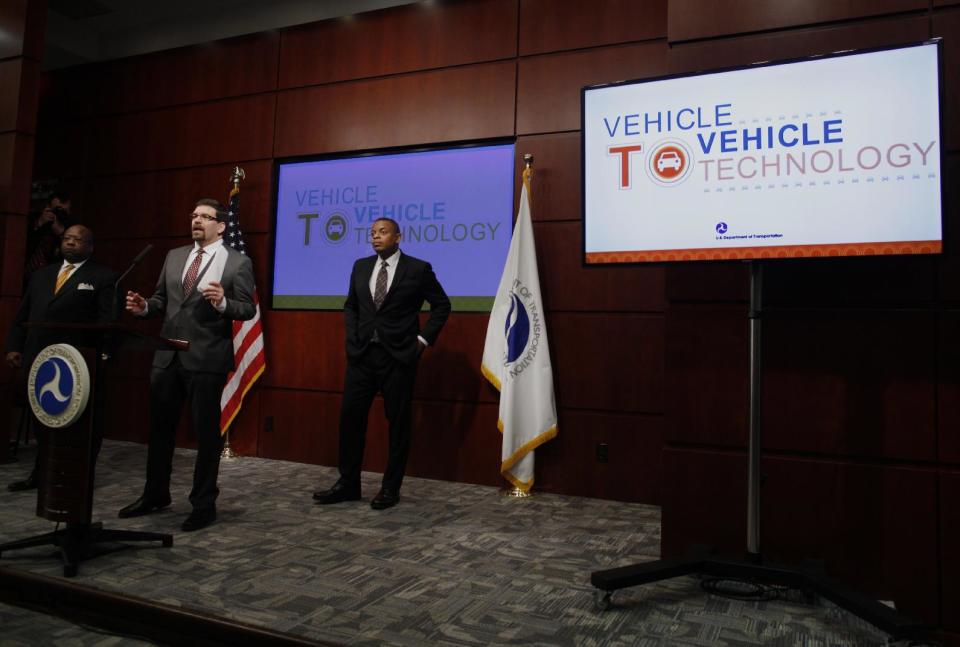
[{"left": 657, "top": 151, "right": 682, "bottom": 172}]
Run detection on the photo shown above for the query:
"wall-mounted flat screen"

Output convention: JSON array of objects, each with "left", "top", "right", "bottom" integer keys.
[
  {"left": 582, "top": 41, "right": 943, "bottom": 263},
  {"left": 273, "top": 142, "right": 515, "bottom": 310}
]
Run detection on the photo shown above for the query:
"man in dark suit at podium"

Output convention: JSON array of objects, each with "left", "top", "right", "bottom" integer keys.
[
  {"left": 5, "top": 225, "right": 118, "bottom": 491},
  {"left": 314, "top": 217, "right": 450, "bottom": 510},
  {"left": 118, "top": 199, "right": 255, "bottom": 532}
]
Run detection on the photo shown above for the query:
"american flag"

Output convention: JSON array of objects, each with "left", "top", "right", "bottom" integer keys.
[{"left": 219, "top": 171, "right": 266, "bottom": 434}]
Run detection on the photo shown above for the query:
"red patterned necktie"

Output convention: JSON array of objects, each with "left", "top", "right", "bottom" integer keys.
[
  {"left": 373, "top": 260, "right": 388, "bottom": 310},
  {"left": 182, "top": 248, "right": 204, "bottom": 296}
]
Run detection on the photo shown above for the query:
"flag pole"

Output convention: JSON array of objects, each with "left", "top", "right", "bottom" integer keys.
[
  {"left": 500, "top": 152, "right": 535, "bottom": 500},
  {"left": 221, "top": 165, "right": 245, "bottom": 461}
]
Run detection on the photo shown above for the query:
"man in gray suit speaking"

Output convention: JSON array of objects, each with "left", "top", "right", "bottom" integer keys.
[{"left": 118, "top": 198, "right": 255, "bottom": 531}]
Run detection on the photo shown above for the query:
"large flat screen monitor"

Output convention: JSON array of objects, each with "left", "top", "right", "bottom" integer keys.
[
  {"left": 272, "top": 142, "right": 515, "bottom": 310},
  {"left": 582, "top": 40, "right": 943, "bottom": 263}
]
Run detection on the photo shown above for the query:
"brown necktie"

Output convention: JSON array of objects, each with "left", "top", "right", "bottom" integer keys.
[
  {"left": 54, "top": 264, "right": 75, "bottom": 294},
  {"left": 373, "top": 260, "right": 388, "bottom": 310},
  {"left": 182, "top": 248, "right": 204, "bottom": 296}
]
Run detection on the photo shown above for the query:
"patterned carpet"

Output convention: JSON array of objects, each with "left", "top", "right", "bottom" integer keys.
[{"left": 0, "top": 440, "right": 897, "bottom": 646}]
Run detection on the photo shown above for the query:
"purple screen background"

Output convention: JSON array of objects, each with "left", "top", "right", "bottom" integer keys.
[{"left": 273, "top": 144, "right": 515, "bottom": 307}]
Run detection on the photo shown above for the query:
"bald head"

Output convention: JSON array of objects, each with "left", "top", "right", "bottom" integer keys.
[{"left": 61, "top": 224, "right": 94, "bottom": 263}]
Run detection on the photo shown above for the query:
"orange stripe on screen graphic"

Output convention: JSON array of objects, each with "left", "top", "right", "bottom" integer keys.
[{"left": 585, "top": 240, "right": 942, "bottom": 264}]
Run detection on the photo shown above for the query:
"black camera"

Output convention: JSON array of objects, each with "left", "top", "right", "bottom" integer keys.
[{"left": 50, "top": 205, "right": 70, "bottom": 221}]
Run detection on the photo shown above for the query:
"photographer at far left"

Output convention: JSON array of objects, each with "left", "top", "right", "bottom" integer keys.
[{"left": 24, "top": 190, "right": 77, "bottom": 286}]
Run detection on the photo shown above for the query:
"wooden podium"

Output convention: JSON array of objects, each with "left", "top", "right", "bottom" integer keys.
[{"left": 0, "top": 322, "right": 186, "bottom": 576}]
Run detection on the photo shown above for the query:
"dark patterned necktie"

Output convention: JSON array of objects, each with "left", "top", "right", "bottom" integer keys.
[
  {"left": 373, "top": 260, "right": 388, "bottom": 310},
  {"left": 182, "top": 248, "right": 204, "bottom": 296}
]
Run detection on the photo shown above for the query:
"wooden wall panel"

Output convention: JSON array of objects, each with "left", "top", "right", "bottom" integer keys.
[
  {"left": 90, "top": 236, "right": 187, "bottom": 304},
  {"left": 274, "top": 62, "right": 516, "bottom": 158},
  {"left": 42, "top": 32, "right": 279, "bottom": 118},
  {"left": 101, "top": 327, "right": 155, "bottom": 380},
  {"left": 0, "top": 132, "right": 34, "bottom": 215},
  {"left": 258, "top": 388, "right": 342, "bottom": 465},
  {"left": 763, "top": 257, "right": 938, "bottom": 307},
  {"left": 31, "top": 119, "right": 86, "bottom": 180},
  {"left": 535, "top": 410, "right": 663, "bottom": 504},
  {"left": 102, "top": 376, "right": 150, "bottom": 443},
  {"left": 279, "top": 0, "right": 517, "bottom": 88},
  {"left": 225, "top": 388, "right": 260, "bottom": 457},
  {"left": 519, "top": 0, "right": 667, "bottom": 55},
  {"left": 264, "top": 311, "right": 495, "bottom": 402},
  {"left": 660, "top": 448, "right": 746, "bottom": 559},
  {"left": 517, "top": 42, "right": 669, "bottom": 135},
  {"left": 261, "top": 310, "right": 346, "bottom": 391},
  {"left": 0, "top": 60, "right": 22, "bottom": 133},
  {"left": 669, "top": 14, "right": 930, "bottom": 75},
  {"left": 943, "top": 471, "right": 960, "bottom": 632},
  {"left": 85, "top": 94, "right": 275, "bottom": 176},
  {"left": 0, "top": 59, "right": 38, "bottom": 134},
  {"left": 665, "top": 304, "right": 748, "bottom": 447},
  {"left": 81, "top": 161, "right": 274, "bottom": 241},
  {"left": 939, "top": 157, "right": 959, "bottom": 303},
  {"left": 665, "top": 262, "right": 749, "bottom": 302},
  {"left": 763, "top": 312, "right": 937, "bottom": 461},
  {"left": 405, "top": 400, "right": 501, "bottom": 487},
  {"left": 667, "top": 0, "right": 928, "bottom": 43},
  {"left": 244, "top": 233, "right": 270, "bottom": 305},
  {"left": 934, "top": 9, "right": 960, "bottom": 152},
  {"left": 412, "top": 313, "right": 496, "bottom": 404},
  {"left": 535, "top": 221, "right": 667, "bottom": 312},
  {"left": 515, "top": 133, "right": 580, "bottom": 223},
  {"left": 0, "top": 297, "right": 19, "bottom": 385},
  {"left": 1, "top": 212, "right": 26, "bottom": 297},
  {"left": 0, "top": 0, "right": 44, "bottom": 61},
  {"left": 762, "top": 457, "right": 939, "bottom": 623},
  {"left": 940, "top": 313, "right": 960, "bottom": 463},
  {"left": 550, "top": 313, "right": 664, "bottom": 413}
]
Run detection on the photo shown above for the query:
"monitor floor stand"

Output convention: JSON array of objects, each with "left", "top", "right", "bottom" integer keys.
[{"left": 590, "top": 260, "right": 927, "bottom": 643}]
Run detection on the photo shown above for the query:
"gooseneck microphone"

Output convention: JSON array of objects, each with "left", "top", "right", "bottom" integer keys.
[{"left": 112, "top": 244, "right": 153, "bottom": 321}]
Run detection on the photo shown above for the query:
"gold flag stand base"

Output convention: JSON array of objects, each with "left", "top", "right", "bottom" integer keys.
[
  {"left": 500, "top": 486, "right": 532, "bottom": 498},
  {"left": 220, "top": 432, "right": 237, "bottom": 460}
]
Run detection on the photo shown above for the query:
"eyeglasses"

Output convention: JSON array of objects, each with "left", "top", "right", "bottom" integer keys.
[{"left": 190, "top": 212, "right": 219, "bottom": 222}]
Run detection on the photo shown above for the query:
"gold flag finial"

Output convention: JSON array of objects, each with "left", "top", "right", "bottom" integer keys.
[
  {"left": 523, "top": 153, "right": 534, "bottom": 170},
  {"left": 230, "top": 166, "right": 246, "bottom": 189}
]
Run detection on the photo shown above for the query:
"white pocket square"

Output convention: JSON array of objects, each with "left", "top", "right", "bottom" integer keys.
[{"left": 77, "top": 283, "right": 95, "bottom": 290}]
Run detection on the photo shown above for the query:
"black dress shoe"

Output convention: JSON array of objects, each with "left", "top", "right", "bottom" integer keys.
[
  {"left": 313, "top": 481, "right": 361, "bottom": 504},
  {"left": 7, "top": 474, "right": 37, "bottom": 492},
  {"left": 370, "top": 488, "right": 399, "bottom": 510},
  {"left": 181, "top": 507, "right": 216, "bottom": 532},
  {"left": 117, "top": 495, "right": 171, "bottom": 519}
]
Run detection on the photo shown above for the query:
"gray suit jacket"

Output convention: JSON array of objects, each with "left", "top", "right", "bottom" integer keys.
[{"left": 143, "top": 243, "right": 255, "bottom": 373}]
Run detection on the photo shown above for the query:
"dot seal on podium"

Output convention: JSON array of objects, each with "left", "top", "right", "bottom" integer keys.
[{"left": 27, "top": 343, "right": 91, "bottom": 429}]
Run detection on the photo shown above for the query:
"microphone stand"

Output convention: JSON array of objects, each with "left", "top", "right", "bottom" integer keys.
[{"left": 112, "top": 244, "right": 153, "bottom": 323}]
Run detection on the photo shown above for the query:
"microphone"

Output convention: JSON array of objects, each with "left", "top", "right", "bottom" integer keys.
[{"left": 113, "top": 244, "right": 153, "bottom": 320}]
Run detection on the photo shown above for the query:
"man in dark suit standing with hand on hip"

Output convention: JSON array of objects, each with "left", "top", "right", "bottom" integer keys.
[
  {"left": 118, "top": 198, "right": 255, "bottom": 531},
  {"left": 314, "top": 217, "right": 450, "bottom": 510}
]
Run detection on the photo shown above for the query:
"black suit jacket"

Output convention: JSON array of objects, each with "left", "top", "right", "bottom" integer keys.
[
  {"left": 5, "top": 260, "right": 119, "bottom": 367},
  {"left": 142, "top": 243, "right": 256, "bottom": 373},
  {"left": 344, "top": 252, "right": 451, "bottom": 365}
]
